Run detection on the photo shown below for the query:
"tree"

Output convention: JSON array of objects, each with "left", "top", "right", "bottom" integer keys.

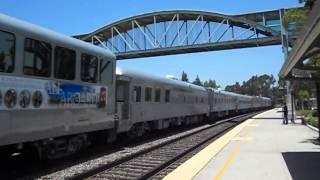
[
  {"left": 181, "top": 71, "right": 189, "bottom": 82},
  {"left": 204, "top": 79, "right": 220, "bottom": 89},
  {"left": 225, "top": 82, "right": 242, "bottom": 93},
  {"left": 225, "top": 74, "right": 278, "bottom": 102},
  {"left": 282, "top": 8, "right": 307, "bottom": 32},
  {"left": 192, "top": 75, "right": 202, "bottom": 86},
  {"left": 291, "top": 80, "right": 314, "bottom": 110}
]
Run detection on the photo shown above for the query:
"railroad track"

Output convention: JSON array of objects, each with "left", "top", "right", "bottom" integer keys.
[{"left": 70, "top": 111, "right": 260, "bottom": 180}]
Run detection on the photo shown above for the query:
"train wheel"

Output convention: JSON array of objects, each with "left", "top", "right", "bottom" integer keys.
[
  {"left": 127, "top": 123, "right": 148, "bottom": 139},
  {"left": 67, "top": 138, "right": 82, "bottom": 154}
]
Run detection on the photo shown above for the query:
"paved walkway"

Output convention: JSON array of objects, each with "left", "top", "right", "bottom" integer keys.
[{"left": 164, "top": 108, "right": 320, "bottom": 180}]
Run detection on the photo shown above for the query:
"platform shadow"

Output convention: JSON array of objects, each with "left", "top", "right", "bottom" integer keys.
[
  {"left": 299, "top": 138, "right": 320, "bottom": 146},
  {"left": 282, "top": 152, "right": 320, "bottom": 180}
]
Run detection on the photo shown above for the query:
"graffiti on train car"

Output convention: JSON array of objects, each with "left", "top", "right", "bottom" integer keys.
[
  {"left": 0, "top": 75, "right": 107, "bottom": 109},
  {"left": 45, "top": 82, "right": 107, "bottom": 107}
]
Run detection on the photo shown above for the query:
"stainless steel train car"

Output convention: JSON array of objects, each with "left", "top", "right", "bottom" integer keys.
[
  {"left": 0, "top": 13, "right": 271, "bottom": 159},
  {"left": 115, "top": 68, "right": 272, "bottom": 137},
  {"left": 116, "top": 68, "right": 209, "bottom": 136},
  {"left": 0, "top": 14, "right": 116, "bottom": 159}
]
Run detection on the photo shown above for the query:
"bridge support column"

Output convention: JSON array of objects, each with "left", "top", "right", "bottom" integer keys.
[{"left": 285, "top": 81, "right": 295, "bottom": 122}]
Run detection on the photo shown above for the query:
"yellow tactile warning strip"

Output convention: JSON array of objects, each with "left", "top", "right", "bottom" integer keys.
[
  {"left": 213, "top": 123, "right": 255, "bottom": 180},
  {"left": 163, "top": 110, "right": 271, "bottom": 180}
]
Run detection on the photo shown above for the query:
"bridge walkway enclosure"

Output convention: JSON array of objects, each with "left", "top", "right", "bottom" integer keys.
[{"left": 74, "top": 8, "right": 300, "bottom": 60}]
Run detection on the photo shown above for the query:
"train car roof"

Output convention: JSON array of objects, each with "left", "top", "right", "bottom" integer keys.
[
  {"left": 116, "top": 67, "right": 207, "bottom": 92},
  {"left": 0, "top": 13, "right": 116, "bottom": 60},
  {"left": 116, "top": 68, "right": 272, "bottom": 100},
  {"left": 211, "top": 88, "right": 270, "bottom": 100},
  {"left": 212, "top": 89, "right": 251, "bottom": 99}
]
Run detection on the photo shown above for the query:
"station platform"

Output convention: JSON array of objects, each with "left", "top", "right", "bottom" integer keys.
[{"left": 164, "top": 108, "right": 320, "bottom": 180}]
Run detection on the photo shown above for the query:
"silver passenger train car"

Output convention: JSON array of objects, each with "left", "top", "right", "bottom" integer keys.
[
  {"left": 116, "top": 68, "right": 209, "bottom": 136},
  {"left": 0, "top": 14, "right": 116, "bottom": 158},
  {"left": 0, "top": 14, "right": 271, "bottom": 159},
  {"left": 115, "top": 68, "right": 271, "bottom": 137}
]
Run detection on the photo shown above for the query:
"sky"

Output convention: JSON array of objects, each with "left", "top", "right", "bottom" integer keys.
[{"left": 0, "top": 0, "right": 302, "bottom": 88}]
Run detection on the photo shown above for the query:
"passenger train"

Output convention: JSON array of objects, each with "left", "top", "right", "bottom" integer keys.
[{"left": 0, "top": 14, "right": 271, "bottom": 159}]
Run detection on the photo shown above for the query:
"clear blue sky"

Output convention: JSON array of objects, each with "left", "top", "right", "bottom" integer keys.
[{"left": 0, "top": 0, "right": 302, "bottom": 88}]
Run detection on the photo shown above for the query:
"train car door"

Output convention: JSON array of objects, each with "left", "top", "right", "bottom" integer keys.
[
  {"left": 116, "top": 77, "right": 130, "bottom": 120},
  {"left": 207, "top": 89, "right": 214, "bottom": 114}
]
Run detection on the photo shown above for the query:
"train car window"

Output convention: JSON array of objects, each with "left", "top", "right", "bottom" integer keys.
[
  {"left": 133, "top": 86, "right": 141, "bottom": 102},
  {"left": 24, "top": 38, "right": 51, "bottom": 77},
  {"left": 100, "top": 59, "right": 113, "bottom": 84},
  {"left": 0, "top": 30, "right": 15, "bottom": 73},
  {"left": 145, "top": 87, "right": 152, "bottom": 102},
  {"left": 54, "top": 46, "right": 76, "bottom": 80},
  {"left": 165, "top": 90, "right": 170, "bottom": 103},
  {"left": 155, "top": 88, "right": 161, "bottom": 102},
  {"left": 195, "top": 96, "right": 198, "bottom": 103},
  {"left": 81, "top": 53, "right": 98, "bottom": 83}
]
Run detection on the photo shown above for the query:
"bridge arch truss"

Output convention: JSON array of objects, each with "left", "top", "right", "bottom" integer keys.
[{"left": 75, "top": 10, "right": 284, "bottom": 59}]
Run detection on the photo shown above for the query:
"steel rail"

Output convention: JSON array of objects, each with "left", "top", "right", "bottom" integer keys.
[{"left": 69, "top": 111, "right": 262, "bottom": 180}]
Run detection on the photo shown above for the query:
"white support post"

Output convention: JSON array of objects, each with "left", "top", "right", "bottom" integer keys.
[
  {"left": 93, "top": 36, "right": 111, "bottom": 50},
  {"left": 177, "top": 14, "right": 180, "bottom": 45},
  {"left": 216, "top": 19, "right": 230, "bottom": 42},
  {"left": 132, "top": 21, "right": 136, "bottom": 49},
  {"left": 169, "top": 21, "right": 186, "bottom": 47},
  {"left": 208, "top": 22, "right": 211, "bottom": 43},
  {"left": 154, "top": 16, "right": 157, "bottom": 46},
  {"left": 113, "top": 26, "right": 134, "bottom": 50},
  {"left": 201, "top": 15, "right": 204, "bottom": 43},
  {"left": 124, "top": 27, "right": 140, "bottom": 50},
  {"left": 144, "top": 25, "right": 161, "bottom": 47},
  {"left": 111, "top": 28, "right": 114, "bottom": 52},
  {"left": 181, "top": 15, "right": 201, "bottom": 44},
  {"left": 134, "top": 20, "right": 157, "bottom": 48},
  {"left": 231, "top": 25, "right": 234, "bottom": 40},
  {"left": 157, "top": 14, "right": 177, "bottom": 47},
  {"left": 106, "top": 40, "right": 120, "bottom": 52},
  {"left": 207, "top": 19, "right": 226, "bottom": 42},
  {"left": 192, "top": 20, "right": 208, "bottom": 45}
]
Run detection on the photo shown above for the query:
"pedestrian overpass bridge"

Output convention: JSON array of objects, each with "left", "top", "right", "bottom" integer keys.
[{"left": 74, "top": 8, "right": 299, "bottom": 60}]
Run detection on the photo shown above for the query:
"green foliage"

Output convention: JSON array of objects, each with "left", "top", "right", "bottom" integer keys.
[
  {"left": 307, "top": 111, "right": 318, "bottom": 128},
  {"left": 282, "top": 8, "right": 307, "bottom": 31},
  {"left": 225, "top": 82, "right": 242, "bottom": 94},
  {"left": 292, "top": 81, "right": 313, "bottom": 99},
  {"left": 203, "top": 79, "right": 220, "bottom": 89},
  {"left": 181, "top": 71, "right": 220, "bottom": 89},
  {"left": 297, "top": 110, "right": 318, "bottom": 128},
  {"left": 192, "top": 75, "right": 203, "bottom": 86},
  {"left": 181, "top": 71, "right": 189, "bottom": 82},
  {"left": 309, "top": 54, "right": 320, "bottom": 66},
  {"left": 225, "top": 74, "right": 276, "bottom": 97},
  {"left": 298, "top": 89, "right": 310, "bottom": 98}
]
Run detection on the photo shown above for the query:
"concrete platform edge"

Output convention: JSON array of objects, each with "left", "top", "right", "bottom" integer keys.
[
  {"left": 306, "top": 123, "right": 319, "bottom": 132},
  {"left": 163, "top": 110, "right": 272, "bottom": 180}
]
